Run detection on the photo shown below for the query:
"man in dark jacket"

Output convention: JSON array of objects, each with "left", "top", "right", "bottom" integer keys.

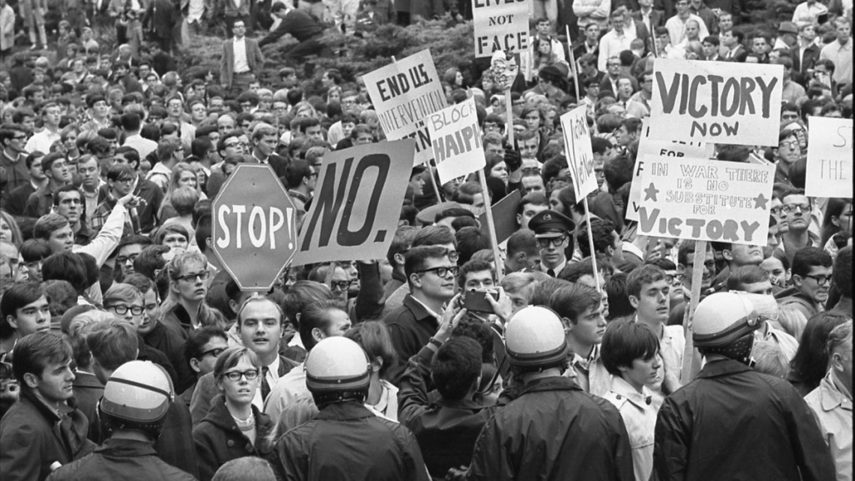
[
  {"left": 46, "top": 360, "right": 195, "bottom": 481},
  {"left": 270, "top": 337, "right": 429, "bottom": 481},
  {"left": 654, "top": 292, "right": 836, "bottom": 481},
  {"left": 0, "top": 332, "right": 95, "bottom": 481},
  {"left": 455, "top": 306, "right": 634, "bottom": 481},
  {"left": 259, "top": 2, "right": 326, "bottom": 59}
]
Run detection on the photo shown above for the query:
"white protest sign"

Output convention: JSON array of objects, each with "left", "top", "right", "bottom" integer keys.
[
  {"left": 472, "top": 0, "right": 530, "bottom": 58},
  {"left": 560, "top": 105, "right": 598, "bottom": 199},
  {"left": 294, "top": 140, "right": 415, "bottom": 265},
  {"left": 649, "top": 59, "right": 784, "bottom": 146},
  {"left": 362, "top": 50, "right": 447, "bottom": 165},
  {"left": 428, "top": 98, "right": 485, "bottom": 184},
  {"left": 805, "top": 116, "right": 852, "bottom": 198},
  {"left": 626, "top": 120, "right": 715, "bottom": 221},
  {"left": 636, "top": 156, "right": 774, "bottom": 245}
]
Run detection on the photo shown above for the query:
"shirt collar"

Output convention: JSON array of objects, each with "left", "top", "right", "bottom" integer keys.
[
  {"left": 610, "top": 376, "right": 654, "bottom": 408},
  {"left": 820, "top": 371, "right": 853, "bottom": 411}
]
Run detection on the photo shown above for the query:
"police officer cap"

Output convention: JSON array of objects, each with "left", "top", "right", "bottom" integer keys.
[{"left": 529, "top": 210, "right": 573, "bottom": 236}]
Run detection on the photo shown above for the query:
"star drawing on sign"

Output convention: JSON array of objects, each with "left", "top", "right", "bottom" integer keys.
[
  {"left": 754, "top": 193, "right": 768, "bottom": 210},
  {"left": 644, "top": 183, "right": 660, "bottom": 202}
]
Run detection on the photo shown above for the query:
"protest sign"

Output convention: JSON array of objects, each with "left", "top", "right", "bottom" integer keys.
[
  {"left": 805, "top": 116, "right": 852, "bottom": 198},
  {"left": 472, "top": 0, "right": 530, "bottom": 58},
  {"left": 649, "top": 59, "right": 784, "bottom": 146},
  {"left": 560, "top": 105, "right": 598, "bottom": 199},
  {"left": 635, "top": 155, "right": 774, "bottom": 245},
  {"left": 478, "top": 190, "right": 522, "bottom": 243},
  {"left": 626, "top": 120, "right": 715, "bottom": 221},
  {"left": 428, "top": 98, "right": 485, "bottom": 184},
  {"left": 295, "top": 140, "right": 415, "bottom": 265},
  {"left": 362, "top": 50, "right": 447, "bottom": 165}
]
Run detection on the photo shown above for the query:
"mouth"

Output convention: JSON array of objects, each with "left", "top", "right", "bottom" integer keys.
[
  {"left": 253, "top": 338, "right": 269, "bottom": 345},
  {"left": 194, "top": 288, "right": 207, "bottom": 295}
]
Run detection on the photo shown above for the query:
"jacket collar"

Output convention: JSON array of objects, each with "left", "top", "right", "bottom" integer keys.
[
  {"left": 696, "top": 358, "right": 752, "bottom": 379},
  {"left": 316, "top": 401, "right": 376, "bottom": 421},
  {"left": 403, "top": 294, "right": 440, "bottom": 324},
  {"left": 519, "top": 375, "right": 583, "bottom": 396},
  {"left": 94, "top": 438, "right": 158, "bottom": 457},
  {"left": 202, "top": 394, "right": 274, "bottom": 434}
]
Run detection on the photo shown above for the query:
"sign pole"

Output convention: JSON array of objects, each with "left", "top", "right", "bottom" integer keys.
[
  {"left": 566, "top": 25, "right": 581, "bottom": 103},
  {"left": 505, "top": 91, "right": 515, "bottom": 147},
  {"left": 477, "top": 170, "right": 504, "bottom": 282},
  {"left": 427, "top": 160, "right": 445, "bottom": 204},
  {"left": 680, "top": 239, "right": 706, "bottom": 384},
  {"left": 581, "top": 195, "right": 601, "bottom": 294}
]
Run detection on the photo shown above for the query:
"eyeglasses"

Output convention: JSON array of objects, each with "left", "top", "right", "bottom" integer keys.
[
  {"left": 781, "top": 203, "right": 810, "bottom": 213},
  {"left": 116, "top": 253, "right": 139, "bottom": 264},
  {"left": 418, "top": 265, "right": 459, "bottom": 278},
  {"left": 223, "top": 369, "right": 259, "bottom": 382},
  {"left": 224, "top": 141, "right": 241, "bottom": 148},
  {"left": 107, "top": 304, "right": 145, "bottom": 315},
  {"left": 330, "top": 280, "right": 350, "bottom": 291},
  {"left": 803, "top": 274, "right": 832, "bottom": 286},
  {"left": 537, "top": 236, "right": 567, "bottom": 248},
  {"left": 177, "top": 271, "right": 210, "bottom": 282},
  {"left": 201, "top": 347, "right": 226, "bottom": 358}
]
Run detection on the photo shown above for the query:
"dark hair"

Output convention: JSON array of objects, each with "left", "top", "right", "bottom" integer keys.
[
  {"left": 184, "top": 326, "right": 228, "bottom": 372},
  {"left": 604, "top": 272, "right": 634, "bottom": 320},
  {"left": 626, "top": 264, "right": 666, "bottom": 298},
  {"left": 404, "top": 245, "right": 451, "bottom": 284},
  {"left": 1, "top": 282, "right": 47, "bottom": 338},
  {"left": 412, "top": 225, "right": 455, "bottom": 248},
  {"left": 43, "top": 280, "right": 78, "bottom": 318},
  {"left": 344, "top": 321, "right": 397, "bottom": 379},
  {"left": 727, "top": 265, "right": 769, "bottom": 291},
  {"left": 457, "top": 259, "right": 495, "bottom": 290},
  {"left": 549, "top": 283, "right": 601, "bottom": 324},
  {"left": 455, "top": 227, "right": 490, "bottom": 266},
  {"left": 578, "top": 218, "right": 617, "bottom": 257},
  {"left": 603, "top": 154, "right": 634, "bottom": 190},
  {"left": 281, "top": 280, "right": 334, "bottom": 327},
  {"left": 42, "top": 251, "right": 89, "bottom": 294},
  {"left": 791, "top": 247, "right": 832, "bottom": 278},
  {"left": 299, "top": 300, "right": 347, "bottom": 351},
  {"left": 820, "top": 198, "right": 851, "bottom": 248},
  {"left": 832, "top": 246, "right": 852, "bottom": 296},
  {"left": 284, "top": 159, "right": 313, "bottom": 189},
  {"left": 529, "top": 277, "right": 572, "bottom": 306},
  {"left": 86, "top": 320, "right": 139, "bottom": 370},
  {"left": 13, "top": 331, "right": 72, "bottom": 384},
  {"left": 789, "top": 311, "right": 850, "bottom": 393},
  {"left": 19, "top": 238, "right": 52, "bottom": 262},
  {"left": 431, "top": 336, "right": 482, "bottom": 401},
  {"left": 601, "top": 320, "right": 660, "bottom": 376}
]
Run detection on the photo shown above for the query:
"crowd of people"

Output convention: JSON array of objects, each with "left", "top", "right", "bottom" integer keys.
[{"left": 0, "top": 0, "right": 852, "bottom": 479}]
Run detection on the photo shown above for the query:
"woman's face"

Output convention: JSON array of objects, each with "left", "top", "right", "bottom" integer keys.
[
  {"left": 178, "top": 170, "right": 197, "bottom": 189},
  {"left": 0, "top": 217, "right": 13, "bottom": 243},
  {"left": 524, "top": 110, "right": 541, "bottom": 130},
  {"left": 538, "top": 41, "right": 552, "bottom": 55},
  {"left": 219, "top": 356, "right": 259, "bottom": 405},
  {"left": 490, "top": 161, "right": 509, "bottom": 183},
  {"left": 162, "top": 232, "right": 189, "bottom": 251},
  {"left": 328, "top": 89, "right": 341, "bottom": 104},
  {"left": 455, "top": 71, "right": 464, "bottom": 86}
]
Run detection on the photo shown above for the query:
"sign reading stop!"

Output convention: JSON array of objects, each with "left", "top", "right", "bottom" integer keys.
[{"left": 212, "top": 164, "right": 298, "bottom": 291}]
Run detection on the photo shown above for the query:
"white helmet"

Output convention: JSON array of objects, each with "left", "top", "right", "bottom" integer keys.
[
  {"left": 305, "top": 337, "right": 370, "bottom": 393},
  {"left": 99, "top": 360, "right": 173, "bottom": 427},
  {"left": 505, "top": 306, "right": 569, "bottom": 368},
  {"left": 693, "top": 292, "right": 763, "bottom": 348}
]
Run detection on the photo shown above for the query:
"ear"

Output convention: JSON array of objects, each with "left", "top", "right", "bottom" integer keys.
[
  {"left": 6, "top": 315, "right": 18, "bottom": 331},
  {"left": 409, "top": 272, "right": 423, "bottom": 289},
  {"left": 371, "top": 356, "right": 383, "bottom": 372},
  {"left": 515, "top": 213, "right": 523, "bottom": 226},
  {"left": 792, "top": 274, "right": 803, "bottom": 287},
  {"left": 393, "top": 252, "right": 405, "bottom": 266},
  {"left": 23, "top": 372, "right": 40, "bottom": 390},
  {"left": 628, "top": 294, "right": 640, "bottom": 309},
  {"left": 189, "top": 357, "right": 202, "bottom": 374},
  {"left": 722, "top": 249, "right": 733, "bottom": 262},
  {"left": 311, "top": 327, "right": 325, "bottom": 343}
]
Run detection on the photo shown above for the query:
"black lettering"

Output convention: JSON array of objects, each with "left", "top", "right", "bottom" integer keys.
[{"left": 338, "top": 154, "right": 390, "bottom": 246}]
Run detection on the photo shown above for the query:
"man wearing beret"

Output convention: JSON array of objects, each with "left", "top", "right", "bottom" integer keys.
[{"left": 529, "top": 210, "right": 574, "bottom": 277}]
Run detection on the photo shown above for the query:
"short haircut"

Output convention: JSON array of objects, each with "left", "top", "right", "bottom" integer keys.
[
  {"left": 455, "top": 227, "right": 490, "bottom": 265},
  {"left": 42, "top": 251, "right": 89, "bottom": 294},
  {"left": 103, "top": 282, "right": 143, "bottom": 306},
  {"left": 601, "top": 320, "right": 659, "bottom": 376},
  {"left": 107, "top": 163, "right": 136, "bottom": 182},
  {"left": 792, "top": 247, "right": 832, "bottom": 278},
  {"left": 41, "top": 151, "right": 67, "bottom": 173},
  {"left": 1, "top": 282, "right": 47, "bottom": 338},
  {"left": 506, "top": 228, "right": 538, "bottom": 257},
  {"left": 578, "top": 218, "right": 617, "bottom": 257},
  {"left": 284, "top": 159, "right": 313, "bottom": 189},
  {"left": 412, "top": 225, "right": 453, "bottom": 248},
  {"left": 626, "top": 264, "right": 666, "bottom": 298},
  {"left": 299, "top": 300, "right": 346, "bottom": 351},
  {"left": 458, "top": 259, "right": 495, "bottom": 290},
  {"left": 430, "top": 336, "right": 482, "bottom": 401},
  {"left": 170, "top": 186, "right": 200, "bottom": 216},
  {"left": 184, "top": 326, "right": 228, "bottom": 370},
  {"left": 20, "top": 238, "right": 52, "bottom": 262},
  {"left": 604, "top": 272, "right": 634, "bottom": 320},
  {"left": 387, "top": 226, "right": 419, "bottom": 266},
  {"left": 212, "top": 457, "right": 276, "bottom": 481},
  {"left": 832, "top": 246, "right": 852, "bottom": 296},
  {"left": 13, "top": 331, "right": 72, "bottom": 384},
  {"left": 727, "top": 265, "right": 769, "bottom": 291},
  {"left": 404, "top": 245, "right": 450, "bottom": 281},
  {"left": 213, "top": 346, "right": 260, "bottom": 382},
  {"left": 549, "top": 283, "right": 601, "bottom": 324},
  {"left": 86, "top": 319, "right": 139, "bottom": 370},
  {"left": 344, "top": 321, "right": 397, "bottom": 379},
  {"left": 603, "top": 154, "right": 634, "bottom": 190},
  {"left": 281, "top": 280, "right": 334, "bottom": 327}
]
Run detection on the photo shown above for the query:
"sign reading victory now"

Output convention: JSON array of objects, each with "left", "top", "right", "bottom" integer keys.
[
  {"left": 472, "top": 0, "right": 530, "bottom": 58},
  {"left": 295, "top": 140, "right": 415, "bottom": 265},
  {"left": 649, "top": 60, "right": 784, "bottom": 146},
  {"left": 560, "top": 105, "right": 598, "bottom": 199},
  {"left": 636, "top": 156, "right": 774, "bottom": 245},
  {"left": 362, "top": 50, "right": 447, "bottom": 166},
  {"left": 626, "top": 120, "right": 714, "bottom": 221},
  {"left": 805, "top": 116, "right": 852, "bottom": 198},
  {"left": 429, "top": 98, "right": 485, "bottom": 184}
]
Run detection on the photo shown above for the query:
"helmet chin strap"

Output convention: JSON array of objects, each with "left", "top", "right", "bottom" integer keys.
[{"left": 700, "top": 334, "right": 755, "bottom": 366}]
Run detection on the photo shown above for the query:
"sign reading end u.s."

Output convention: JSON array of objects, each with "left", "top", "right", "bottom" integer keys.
[
  {"left": 294, "top": 140, "right": 415, "bottom": 266},
  {"left": 649, "top": 60, "right": 784, "bottom": 146},
  {"left": 472, "top": 0, "right": 530, "bottom": 58},
  {"left": 212, "top": 164, "right": 298, "bottom": 291}
]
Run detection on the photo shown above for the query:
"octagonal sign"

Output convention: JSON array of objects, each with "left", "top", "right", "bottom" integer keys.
[{"left": 212, "top": 164, "right": 298, "bottom": 291}]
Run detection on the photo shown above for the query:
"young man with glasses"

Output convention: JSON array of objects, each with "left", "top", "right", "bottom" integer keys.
[
  {"left": 52, "top": 185, "right": 94, "bottom": 245},
  {"left": 177, "top": 326, "right": 228, "bottom": 406},
  {"left": 23, "top": 152, "right": 73, "bottom": 218},
  {"left": 89, "top": 163, "right": 138, "bottom": 237},
  {"left": 383, "top": 245, "right": 457, "bottom": 384},
  {"left": 777, "top": 247, "right": 833, "bottom": 323},
  {"left": 776, "top": 187, "right": 820, "bottom": 265},
  {"left": 529, "top": 209, "right": 574, "bottom": 277}
]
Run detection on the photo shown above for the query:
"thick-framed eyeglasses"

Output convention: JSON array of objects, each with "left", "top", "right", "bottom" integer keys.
[
  {"left": 107, "top": 304, "right": 145, "bottom": 316},
  {"left": 537, "top": 236, "right": 566, "bottom": 248},
  {"left": 177, "top": 271, "right": 210, "bottom": 282},
  {"left": 223, "top": 369, "right": 259, "bottom": 381},
  {"left": 201, "top": 347, "right": 226, "bottom": 358},
  {"left": 803, "top": 274, "right": 832, "bottom": 286},
  {"left": 418, "top": 266, "right": 459, "bottom": 278}
]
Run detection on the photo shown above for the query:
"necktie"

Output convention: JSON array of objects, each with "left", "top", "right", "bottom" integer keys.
[
  {"left": 261, "top": 366, "right": 270, "bottom": 400},
  {"left": 547, "top": 268, "right": 555, "bottom": 277}
]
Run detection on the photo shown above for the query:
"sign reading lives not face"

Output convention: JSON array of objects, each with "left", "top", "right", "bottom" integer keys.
[
  {"left": 805, "top": 116, "right": 852, "bottom": 198},
  {"left": 560, "top": 105, "right": 598, "bottom": 199},
  {"left": 472, "top": 0, "right": 530, "bottom": 58},
  {"left": 295, "top": 140, "right": 415, "bottom": 266},
  {"left": 362, "top": 50, "right": 447, "bottom": 166},
  {"left": 636, "top": 155, "right": 775, "bottom": 245},
  {"left": 626, "top": 120, "right": 714, "bottom": 222},
  {"left": 212, "top": 165, "right": 298, "bottom": 291},
  {"left": 429, "top": 98, "right": 485, "bottom": 184},
  {"left": 649, "top": 59, "right": 784, "bottom": 146}
]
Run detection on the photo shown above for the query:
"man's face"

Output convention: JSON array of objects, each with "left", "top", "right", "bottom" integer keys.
[
  {"left": 106, "top": 293, "right": 146, "bottom": 330},
  {"left": 355, "top": 131, "right": 373, "bottom": 144},
  {"left": 718, "top": 14, "right": 733, "bottom": 31},
  {"left": 795, "top": 265, "right": 832, "bottom": 305},
  {"left": 239, "top": 300, "right": 282, "bottom": 358},
  {"left": 536, "top": 20, "right": 551, "bottom": 36},
  {"left": 702, "top": 41, "right": 717, "bottom": 58},
  {"left": 537, "top": 233, "right": 567, "bottom": 268},
  {"left": 776, "top": 134, "right": 800, "bottom": 164},
  {"left": 585, "top": 24, "right": 600, "bottom": 42},
  {"left": 740, "top": 280, "right": 773, "bottom": 295},
  {"left": 521, "top": 175, "right": 545, "bottom": 195},
  {"left": 327, "top": 267, "right": 350, "bottom": 304},
  {"left": 567, "top": 302, "right": 607, "bottom": 346},
  {"left": 305, "top": 125, "right": 324, "bottom": 142},
  {"left": 233, "top": 21, "right": 246, "bottom": 37},
  {"left": 92, "top": 100, "right": 109, "bottom": 119},
  {"left": 55, "top": 190, "right": 82, "bottom": 224},
  {"left": 485, "top": 142, "right": 504, "bottom": 158},
  {"left": 190, "top": 102, "right": 207, "bottom": 122},
  {"left": 77, "top": 158, "right": 98, "bottom": 192},
  {"left": 255, "top": 134, "right": 277, "bottom": 157},
  {"left": 46, "top": 158, "right": 72, "bottom": 184},
  {"left": 193, "top": 335, "right": 228, "bottom": 375},
  {"left": 463, "top": 270, "right": 495, "bottom": 291},
  {"left": 837, "top": 21, "right": 851, "bottom": 43},
  {"left": 139, "top": 289, "right": 160, "bottom": 335},
  {"left": 686, "top": 21, "right": 700, "bottom": 40},
  {"left": 675, "top": 0, "right": 689, "bottom": 14},
  {"left": 729, "top": 244, "right": 764, "bottom": 266},
  {"left": 760, "top": 256, "right": 788, "bottom": 287},
  {"left": 218, "top": 117, "right": 236, "bottom": 135},
  {"left": 607, "top": 59, "right": 622, "bottom": 77},
  {"left": 752, "top": 37, "right": 769, "bottom": 54},
  {"left": 9, "top": 295, "right": 51, "bottom": 335},
  {"left": 631, "top": 278, "right": 670, "bottom": 324},
  {"left": 5, "top": 130, "right": 27, "bottom": 153},
  {"left": 116, "top": 243, "right": 143, "bottom": 278},
  {"left": 282, "top": 73, "right": 298, "bottom": 88},
  {"left": 30, "top": 359, "right": 75, "bottom": 403},
  {"left": 412, "top": 255, "right": 457, "bottom": 301},
  {"left": 610, "top": 16, "right": 624, "bottom": 33},
  {"left": 48, "top": 223, "right": 74, "bottom": 252},
  {"left": 781, "top": 194, "right": 810, "bottom": 232},
  {"left": 519, "top": 137, "right": 538, "bottom": 159},
  {"left": 43, "top": 106, "right": 61, "bottom": 127},
  {"left": 683, "top": 249, "right": 715, "bottom": 289},
  {"left": 109, "top": 174, "right": 135, "bottom": 197},
  {"left": 29, "top": 154, "right": 46, "bottom": 181},
  {"left": 518, "top": 202, "right": 548, "bottom": 229}
]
